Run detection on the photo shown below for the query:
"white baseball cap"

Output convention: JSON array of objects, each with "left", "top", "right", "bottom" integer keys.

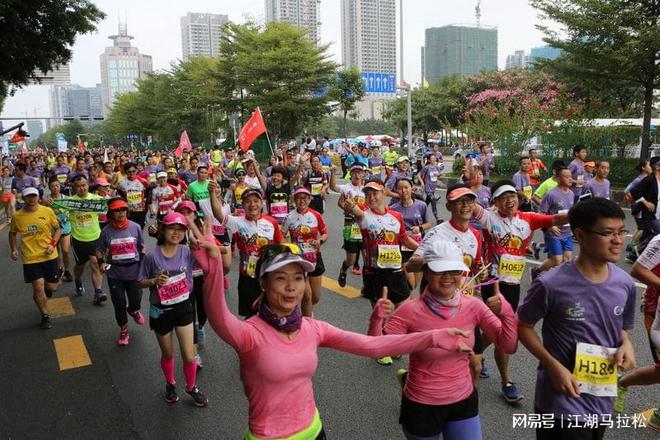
[
  {"left": 492, "top": 184, "right": 517, "bottom": 199},
  {"left": 156, "top": 171, "right": 167, "bottom": 179},
  {"left": 424, "top": 241, "right": 469, "bottom": 273},
  {"left": 22, "top": 187, "right": 39, "bottom": 197},
  {"left": 259, "top": 250, "right": 315, "bottom": 278}
]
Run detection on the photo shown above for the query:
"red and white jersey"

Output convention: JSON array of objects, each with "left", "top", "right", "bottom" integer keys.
[
  {"left": 415, "top": 219, "right": 482, "bottom": 273},
  {"left": 636, "top": 234, "right": 660, "bottom": 317},
  {"left": 283, "top": 208, "right": 327, "bottom": 244},
  {"left": 151, "top": 184, "right": 180, "bottom": 215},
  {"left": 118, "top": 177, "right": 149, "bottom": 212},
  {"left": 474, "top": 206, "right": 553, "bottom": 282},
  {"left": 358, "top": 208, "right": 408, "bottom": 271},
  {"left": 340, "top": 183, "right": 366, "bottom": 224},
  {"left": 224, "top": 214, "right": 284, "bottom": 278}
]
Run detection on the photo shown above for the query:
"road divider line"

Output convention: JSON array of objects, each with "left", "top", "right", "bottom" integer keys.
[
  {"left": 321, "top": 276, "right": 361, "bottom": 299},
  {"left": 47, "top": 297, "right": 75, "bottom": 317},
  {"left": 53, "top": 335, "right": 92, "bottom": 371}
]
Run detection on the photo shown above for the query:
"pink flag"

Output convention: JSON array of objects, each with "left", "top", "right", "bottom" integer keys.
[{"left": 174, "top": 130, "right": 193, "bottom": 158}]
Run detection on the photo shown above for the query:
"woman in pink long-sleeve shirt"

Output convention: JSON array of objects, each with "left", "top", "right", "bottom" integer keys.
[
  {"left": 192, "top": 240, "right": 473, "bottom": 440},
  {"left": 369, "top": 240, "right": 518, "bottom": 440}
]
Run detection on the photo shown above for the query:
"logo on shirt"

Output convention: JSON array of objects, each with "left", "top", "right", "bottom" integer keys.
[
  {"left": 613, "top": 305, "right": 624, "bottom": 316},
  {"left": 565, "top": 302, "right": 585, "bottom": 321}
]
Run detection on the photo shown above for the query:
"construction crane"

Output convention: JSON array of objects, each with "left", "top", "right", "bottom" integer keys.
[{"left": 475, "top": 0, "right": 481, "bottom": 27}]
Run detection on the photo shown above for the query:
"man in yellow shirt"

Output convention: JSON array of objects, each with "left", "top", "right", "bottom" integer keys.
[
  {"left": 9, "top": 187, "right": 61, "bottom": 329},
  {"left": 69, "top": 174, "right": 106, "bottom": 304}
]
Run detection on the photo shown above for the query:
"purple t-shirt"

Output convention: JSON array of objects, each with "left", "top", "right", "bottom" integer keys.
[
  {"left": 584, "top": 178, "right": 610, "bottom": 200},
  {"left": 512, "top": 171, "right": 531, "bottom": 192},
  {"left": 386, "top": 170, "right": 413, "bottom": 190},
  {"left": 138, "top": 245, "right": 195, "bottom": 306},
  {"left": 99, "top": 221, "right": 144, "bottom": 280},
  {"left": 469, "top": 185, "right": 491, "bottom": 231},
  {"left": 50, "top": 166, "right": 71, "bottom": 186},
  {"left": 569, "top": 160, "right": 586, "bottom": 196},
  {"left": 481, "top": 153, "right": 495, "bottom": 179},
  {"left": 12, "top": 176, "right": 38, "bottom": 207},
  {"left": 518, "top": 262, "right": 635, "bottom": 421},
  {"left": 390, "top": 199, "right": 433, "bottom": 230},
  {"left": 539, "top": 187, "right": 574, "bottom": 237},
  {"left": 420, "top": 165, "right": 442, "bottom": 193}
]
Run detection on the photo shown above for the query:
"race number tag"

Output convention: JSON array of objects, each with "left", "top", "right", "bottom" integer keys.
[
  {"left": 576, "top": 174, "right": 585, "bottom": 187},
  {"left": 377, "top": 244, "right": 402, "bottom": 269},
  {"left": 311, "top": 183, "right": 323, "bottom": 196},
  {"left": 301, "top": 243, "right": 318, "bottom": 266},
  {"left": 126, "top": 190, "right": 142, "bottom": 210},
  {"left": 430, "top": 171, "right": 438, "bottom": 183},
  {"left": 350, "top": 223, "right": 362, "bottom": 240},
  {"left": 498, "top": 254, "right": 526, "bottom": 284},
  {"left": 109, "top": 237, "right": 138, "bottom": 261},
  {"left": 57, "top": 174, "right": 67, "bottom": 183},
  {"left": 246, "top": 255, "right": 259, "bottom": 278},
  {"left": 573, "top": 342, "right": 618, "bottom": 397},
  {"left": 523, "top": 186, "right": 533, "bottom": 199},
  {"left": 270, "top": 202, "right": 288, "bottom": 218},
  {"left": 402, "top": 232, "right": 422, "bottom": 252},
  {"left": 157, "top": 272, "right": 191, "bottom": 305},
  {"left": 212, "top": 223, "right": 226, "bottom": 236},
  {"left": 371, "top": 166, "right": 381, "bottom": 175}
]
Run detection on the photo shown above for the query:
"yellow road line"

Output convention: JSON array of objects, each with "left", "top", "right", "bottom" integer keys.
[
  {"left": 53, "top": 335, "right": 92, "bottom": 371},
  {"left": 321, "top": 276, "right": 361, "bottom": 299},
  {"left": 47, "top": 297, "right": 75, "bottom": 317}
]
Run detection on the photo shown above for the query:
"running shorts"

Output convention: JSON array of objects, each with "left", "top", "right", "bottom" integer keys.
[
  {"left": 362, "top": 269, "right": 410, "bottom": 305},
  {"left": 23, "top": 257, "right": 59, "bottom": 284},
  {"left": 149, "top": 299, "right": 194, "bottom": 335}
]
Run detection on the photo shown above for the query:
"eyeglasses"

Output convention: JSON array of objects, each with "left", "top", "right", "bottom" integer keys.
[
  {"left": 429, "top": 270, "right": 464, "bottom": 276},
  {"left": 452, "top": 197, "right": 476, "bottom": 205},
  {"left": 585, "top": 229, "right": 629, "bottom": 239}
]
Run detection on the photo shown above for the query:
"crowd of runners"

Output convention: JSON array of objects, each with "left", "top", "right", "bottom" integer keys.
[{"left": 3, "top": 137, "right": 660, "bottom": 439}]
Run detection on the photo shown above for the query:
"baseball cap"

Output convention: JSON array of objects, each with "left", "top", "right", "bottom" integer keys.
[
  {"left": 396, "top": 156, "right": 410, "bottom": 163},
  {"left": 22, "top": 187, "right": 39, "bottom": 197},
  {"left": 492, "top": 184, "right": 516, "bottom": 199},
  {"left": 424, "top": 241, "right": 469, "bottom": 273},
  {"left": 95, "top": 178, "right": 110, "bottom": 187},
  {"left": 584, "top": 161, "right": 596, "bottom": 168},
  {"left": 167, "top": 168, "right": 177, "bottom": 174},
  {"left": 293, "top": 187, "right": 311, "bottom": 197},
  {"left": 156, "top": 171, "right": 167, "bottom": 178},
  {"left": 350, "top": 164, "right": 365, "bottom": 172},
  {"left": 162, "top": 212, "right": 188, "bottom": 228},
  {"left": 447, "top": 186, "right": 477, "bottom": 201},
  {"left": 108, "top": 198, "right": 128, "bottom": 211},
  {"left": 363, "top": 181, "right": 385, "bottom": 192},
  {"left": 242, "top": 188, "right": 264, "bottom": 201},
  {"left": 259, "top": 246, "right": 315, "bottom": 278},
  {"left": 174, "top": 201, "right": 197, "bottom": 213}
]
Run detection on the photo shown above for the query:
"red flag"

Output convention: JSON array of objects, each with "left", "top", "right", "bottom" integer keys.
[
  {"left": 9, "top": 132, "right": 25, "bottom": 143},
  {"left": 238, "top": 108, "right": 267, "bottom": 151},
  {"left": 78, "top": 140, "right": 86, "bottom": 152},
  {"left": 174, "top": 130, "right": 193, "bottom": 158}
]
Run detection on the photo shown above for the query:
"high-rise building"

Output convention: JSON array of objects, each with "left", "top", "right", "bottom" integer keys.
[
  {"left": 99, "top": 22, "right": 153, "bottom": 117},
  {"left": 530, "top": 45, "right": 562, "bottom": 63},
  {"left": 50, "top": 84, "right": 104, "bottom": 125},
  {"left": 27, "top": 120, "right": 44, "bottom": 145},
  {"left": 421, "top": 46, "right": 426, "bottom": 85},
  {"left": 265, "top": 0, "right": 321, "bottom": 44},
  {"left": 30, "top": 64, "right": 71, "bottom": 85},
  {"left": 180, "top": 12, "right": 229, "bottom": 59},
  {"left": 423, "top": 25, "right": 498, "bottom": 83},
  {"left": 341, "top": 0, "right": 396, "bottom": 80},
  {"left": 505, "top": 50, "right": 530, "bottom": 70}
]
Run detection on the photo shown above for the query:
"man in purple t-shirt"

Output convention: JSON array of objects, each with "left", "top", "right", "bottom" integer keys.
[
  {"left": 478, "top": 144, "right": 495, "bottom": 186},
  {"left": 518, "top": 198, "right": 636, "bottom": 440},
  {"left": 568, "top": 144, "right": 587, "bottom": 197},
  {"left": 584, "top": 160, "right": 611, "bottom": 200},
  {"left": 536, "top": 167, "right": 575, "bottom": 276}
]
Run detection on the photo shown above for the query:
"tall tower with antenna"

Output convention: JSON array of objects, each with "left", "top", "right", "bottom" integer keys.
[{"left": 475, "top": 1, "right": 481, "bottom": 27}]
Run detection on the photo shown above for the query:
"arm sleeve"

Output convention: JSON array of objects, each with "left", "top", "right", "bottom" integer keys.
[
  {"left": 476, "top": 296, "right": 518, "bottom": 354},
  {"left": 317, "top": 320, "right": 460, "bottom": 357},
  {"left": 192, "top": 238, "right": 254, "bottom": 352}
]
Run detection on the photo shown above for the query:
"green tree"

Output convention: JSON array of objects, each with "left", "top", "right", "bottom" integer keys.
[
  {"left": 217, "top": 22, "right": 338, "bottom": 139},
  {"left": 531, "top": 0, "right": 660, "bottom": 158},
  {"left": 0, "top": 0, "right": 104, "bottom": 109},
  {"left": 329, "top": 67, "right": 365, "bottom": 139}
]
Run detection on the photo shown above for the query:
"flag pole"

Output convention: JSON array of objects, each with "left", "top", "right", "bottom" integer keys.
[{"left": 258, "top": 107, "right": 276, "bottom": 157}]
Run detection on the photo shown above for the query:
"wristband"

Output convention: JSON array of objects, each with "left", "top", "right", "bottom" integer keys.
[{"left": 50, "top": 239, "right": 57, "bottom": 247}]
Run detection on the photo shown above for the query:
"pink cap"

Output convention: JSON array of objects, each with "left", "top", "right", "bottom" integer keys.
[
  {"left": 162, "top": 212, "right": 188, "bottom": 228},
  {"left": 174, "top": 200, "right": 197, "bottom": 213},
  {"left": 293, "top": 187, "right": 311, "bottom": 197},
  {"left": 95, "top": 178, "right": 110, "bottom": 187}
]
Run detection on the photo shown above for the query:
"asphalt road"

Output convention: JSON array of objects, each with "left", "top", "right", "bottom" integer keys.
[{"left": 0, "top": 189, "right": 657, "bottom": 440}]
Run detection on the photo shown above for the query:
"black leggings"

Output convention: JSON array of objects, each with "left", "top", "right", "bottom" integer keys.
[
  {"left": 193, "top": 275, "right": 207, "bottom": 329},
  {"left": 107, "top": 277, "right": 142, "bottom": 327}
]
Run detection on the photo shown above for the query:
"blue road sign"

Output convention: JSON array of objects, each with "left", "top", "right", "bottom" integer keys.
[{"left": 361, "top": 72, "right": 396, "bottom": 94}]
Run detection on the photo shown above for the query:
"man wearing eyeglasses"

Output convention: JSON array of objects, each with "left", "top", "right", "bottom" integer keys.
[{"left": 518, "top": 198, "right": 635, "bottom": 440}]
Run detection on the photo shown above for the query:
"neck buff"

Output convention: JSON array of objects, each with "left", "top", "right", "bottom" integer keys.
[
  {"left": 258, "top": 301, "right": 303, "bottom": 333},
  {"left": 423, "top": 288, "right": 462, "bottom": 320}
]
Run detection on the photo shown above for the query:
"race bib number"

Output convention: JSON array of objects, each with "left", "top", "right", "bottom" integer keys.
[
  {"left": 271, "top": 202, "right": 288, "bottom": 218},
  {"left": 192, "top": 268, "right": 204, "bottom": 278},
  {"left": 377, "top": 244, "right": 402, "bottom": 269},
  {"left": 301, "top": 243, "right": 318, "bottom": 266},
  {"left": 371, "top": 166, "right": 381, "bottom": 175},
  {"left": 311, "top": 183, "right": 323, "bottom": 196},
  {"left": 212, "top": 224, "right": 226, "bottom": 236},
  {"left": 246, "top": 255, "right": 258, "bottom": 278},
  {"left": 498, "top": 254, "right": 525, "bottom": 284},
  {"left": 573, "top": 342, "right": 618, "bottom": 397},
  {"left": 402, "top": 232, "right": 422, "bottom": 252},
  {"left": 523, "top": 186, "right": 533, "bottom": 199},
  {"left": 350, "top": 223, "right": 362, "bottom": 240},
  {"left": 126, "top": 190, "right": 142, "bottom": 210},
  {"left": 158, "top": 201, "right": 173, "bottom": 215},
  {"left": 109, "top": 237, "right": 138, "bottom": 261},
  {"left": 577, "top": 174, "right": 585, "bottom": 187},
  {"left": 57, "top": 174, "right": 67, "bottom": 183},
  {"left": 75, "top": 212, "right": 93, "bottom": 228},
  {"left": 430, "top": 172, "right": 438, "bottom": 183},
  {"left": 157, "top": 272, "right": 191, "bottom": 305},
  {"left": 148, "top": 173, "right": 156, "bottom": 183}
]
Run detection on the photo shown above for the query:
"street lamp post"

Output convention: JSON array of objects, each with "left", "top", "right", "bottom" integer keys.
[{"left": 397, "top": 84, "right": 413, "bottom": 158}]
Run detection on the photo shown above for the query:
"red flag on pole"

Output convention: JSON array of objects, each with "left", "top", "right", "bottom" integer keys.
[
  {"left": 238, "top": 108, "right": 267, "bottom": 151},
  {"left": 174, "top": 130, "right": 193, "bottom": 158}
]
